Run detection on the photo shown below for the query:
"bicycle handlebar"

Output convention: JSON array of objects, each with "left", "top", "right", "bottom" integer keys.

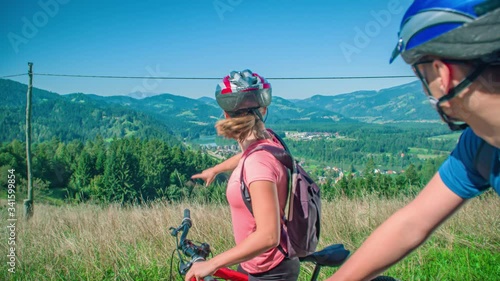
[
  {"left": 179, "top": 209, "right": 192, "bottom": 243},
  {"left": 171, "top": 209, "right": 213, "bottom": 279}
]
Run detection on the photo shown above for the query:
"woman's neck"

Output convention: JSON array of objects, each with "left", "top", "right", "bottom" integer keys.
[
  {"left": 239, "top": 134, "right": 259, "bottom": 151},
  {"left": 239, "top": 131, "right": 271, "bottom": 151}
]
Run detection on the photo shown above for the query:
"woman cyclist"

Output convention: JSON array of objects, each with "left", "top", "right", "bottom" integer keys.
[
  {"left": 187, "top": 69, "right": 300, "bottom": 281},
  {"left": 328, "top": 1, "right": 500, "bottom": 280}
]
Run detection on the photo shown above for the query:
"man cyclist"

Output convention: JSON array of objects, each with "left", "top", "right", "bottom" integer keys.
[{"left": 328, "top": 1, "right": 500, "bottom": 280}]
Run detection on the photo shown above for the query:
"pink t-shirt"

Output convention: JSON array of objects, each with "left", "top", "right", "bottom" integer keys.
[{"left": 226, "top": 138, "right": 289, "bottom": 274}]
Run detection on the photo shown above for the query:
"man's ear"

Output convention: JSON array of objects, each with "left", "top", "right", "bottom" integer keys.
[
  {"left": 224, "top": 112, "right": 230, "bottom": 119},
  {"left": 433, "top": 59, "right": 452, "bottom": 94}
]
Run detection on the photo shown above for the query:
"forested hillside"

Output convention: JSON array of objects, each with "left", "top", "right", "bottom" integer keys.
[
  {"left": 0, "top": 79, "right": 179, "bottom": 145},
  {"left": 299, "top": 81, "right": 441, "bottom": 123},
  {"left": 0, "top": 137, "right": 220, "bottom": 204},
  {"left": 1, "top": 78, "right": 442, "bottom": 145},
  {"left": 0, "top": 78, "right": 461, "bottom": 204}
]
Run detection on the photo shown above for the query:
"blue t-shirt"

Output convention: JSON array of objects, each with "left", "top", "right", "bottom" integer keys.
[{"left": 439, "top": 128, "right": 500, "bottom": 199}]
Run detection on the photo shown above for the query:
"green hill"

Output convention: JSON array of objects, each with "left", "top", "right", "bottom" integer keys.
[
  {"left": 73, "top": 92, "right": 356, "bottom": 139},
  {"left": 299, "top": 81, "right": 440, "bottom": 123},
  {"left": 65, "top": 92, "right": 222, "bottom": 139},
  {"left": 0, "top": 79, "right": 179, "bottom": 145}
]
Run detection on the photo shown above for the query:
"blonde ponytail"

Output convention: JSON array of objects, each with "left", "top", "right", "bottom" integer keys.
[{"left": 215, "top": 111, "right": 268, "bottom": 143}]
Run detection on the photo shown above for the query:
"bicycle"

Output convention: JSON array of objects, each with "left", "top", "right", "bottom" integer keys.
[{"left": 169, "top": 209, "right": 398, "bottom": 281}]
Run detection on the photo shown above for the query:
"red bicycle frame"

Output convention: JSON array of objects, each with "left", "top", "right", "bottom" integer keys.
[
  {"left": 188, "top": 268, "right": 247, "bottom": 281},
  {"left": 213, "top": 268, "right": 248, "bottom": 281}
]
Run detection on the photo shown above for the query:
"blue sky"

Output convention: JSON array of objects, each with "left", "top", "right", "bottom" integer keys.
[{"left": 1, "top": 0, "right": 418, "bottom": 99}]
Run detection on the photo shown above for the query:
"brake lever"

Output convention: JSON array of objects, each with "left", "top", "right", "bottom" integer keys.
[
  {"left": 169, "top": 226, "right": 179, "bottom": 237},
  {"left": 179, "top": 260, "right": 192, "bottom": 275}
]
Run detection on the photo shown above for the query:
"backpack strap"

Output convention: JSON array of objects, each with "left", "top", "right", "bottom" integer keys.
[
  {"left": 266, "top": 129, "right": 291, "bottom": 154},
  {"left": 474, "top": 139, "right": 494, "bottom": 182},
  {"left": 239, "top": 144, "right": 293, "bottom": 257},
  {"left": 240, "top": 144, "right": 293, "bottom": 213}
]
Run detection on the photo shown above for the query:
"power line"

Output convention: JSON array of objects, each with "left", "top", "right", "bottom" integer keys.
[
  {"left": 1, "top": 73, "right": 26, "bottom": 78},
  {"left": 2, "top": 72, "right": 416, "bottom": 80},
  {"left": 35, "top": 73, "right": 181, "bottom": 79},
  {"left": 32, "top": 73, "right": 415, "bottom": 80},
  {"left": 269, "top": 75, "right": 414, "bottom": 80}
]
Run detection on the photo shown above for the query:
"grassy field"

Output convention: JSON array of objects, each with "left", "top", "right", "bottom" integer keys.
[
  {"left": 407, "top": 147, "right": 449, "bottom": 159},
  {"left": 427, "top": 133, "right": 462, "bottom": 141},
  {"left": 1, "top": 195, "right": 499, "bottom": 281}
]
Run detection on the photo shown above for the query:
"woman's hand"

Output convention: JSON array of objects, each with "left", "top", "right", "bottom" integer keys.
[
  {"left": 191, "top": 168, "right": 217, "bottom": 187},
  {"left": 191, "top": 153, "right": 243, "bottom": 187},
  {"left": 185, "top": 260, "right": 218, "bottom": 281}
]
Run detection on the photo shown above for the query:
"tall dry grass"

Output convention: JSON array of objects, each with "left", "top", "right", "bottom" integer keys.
[
  {"left": 321, "top": 194, "right": 500, "bottom": 250},
  {"left": 1, "top": 195, "right": 499, "bottom": 280}
]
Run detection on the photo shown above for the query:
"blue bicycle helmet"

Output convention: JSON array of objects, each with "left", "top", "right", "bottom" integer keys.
[{"left": 390, "top": 0, "right": 500, "bottom": 64}]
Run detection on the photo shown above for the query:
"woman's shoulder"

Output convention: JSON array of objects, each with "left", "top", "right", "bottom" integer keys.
[{"left": 243, "top": 140, "right": 286, "bottom": 173}]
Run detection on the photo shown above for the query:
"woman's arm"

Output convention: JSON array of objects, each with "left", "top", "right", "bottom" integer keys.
[
  {"left": 191, "top": 152, "right": 243, "bottom": 186},
  {"left": 185, "top": 180, "right": 280, "bottom": 281},
  {"left": 327, "top": 173, "right": 466, "bottom": 281}
]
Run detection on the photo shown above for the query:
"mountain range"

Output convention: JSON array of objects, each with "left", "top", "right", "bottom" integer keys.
[
  {"left": 299, "top": 82, "right": 440, "bottom": 123},
  {"left": 190, "top": 81, "right": 441, "bottom": 125},
  {"left": 0, "top": 79, "right": 179, "bottom": 144},
  {"left": 0, "top": 78, "right": 441, "bottom": 143}
]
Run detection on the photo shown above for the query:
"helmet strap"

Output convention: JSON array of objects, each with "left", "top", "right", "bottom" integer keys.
[
  {"left": 252, "top": 108, "right": 265, "bottom": 123},
  {"left": 438, "top": 63, "right": 488, "bottom": 104}
]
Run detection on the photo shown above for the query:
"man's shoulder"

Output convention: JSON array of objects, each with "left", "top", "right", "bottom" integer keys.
[
  {"left": 439, "top": 128, "right": 491, "bottom": 198},
  {"left": 453, "top": 128, "right": 483, "bottom": 158},
  {"left": 458, "top": 127, "right": 480, "bottom": 143}
]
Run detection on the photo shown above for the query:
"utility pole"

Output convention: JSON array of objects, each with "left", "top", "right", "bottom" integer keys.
[{"left": 24, "top": 62, "right": 34, "bottom": 220}]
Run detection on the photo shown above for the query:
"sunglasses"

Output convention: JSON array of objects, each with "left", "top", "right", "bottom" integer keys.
[
  {"left": 411, "top": 59, "right": 471, "bottom": 97},
  {"left": 411, "top": 59, "right": 487, "bottom": 131}
]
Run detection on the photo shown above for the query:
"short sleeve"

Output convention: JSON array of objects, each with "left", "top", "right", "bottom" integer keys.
[
  {"left": 243, "top": 150, "right": 284, "bottom": 187},
  {"left": 438, "top": 128, "right": 490, "bottom": 199}
]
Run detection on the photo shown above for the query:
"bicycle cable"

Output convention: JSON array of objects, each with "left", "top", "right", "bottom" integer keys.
[
  {"left": 169, "top": 248, "right": 176, "bottom": 281},
  {"left": 172, "top": 232, "right": 188, "bottom": 280}
]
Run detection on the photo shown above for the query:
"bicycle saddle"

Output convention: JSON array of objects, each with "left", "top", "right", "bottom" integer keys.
[{"left": 299, "top": 243, "right": 350, "bottom": 267}]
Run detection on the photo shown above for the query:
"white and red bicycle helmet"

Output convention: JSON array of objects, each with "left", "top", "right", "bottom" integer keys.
[{"left": 215, "top": 69, "right": 272, "bottom": 117}]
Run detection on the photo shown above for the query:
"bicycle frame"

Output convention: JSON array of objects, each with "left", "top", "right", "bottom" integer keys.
[
  {"left": 214, "top": 243, "right": 354, "bottom": 281},
  {"left": 169, "top": 209, "right": 351, "bottom": 281},
  {"left": 213, "top": 268, "right": 247, "bottom": 281}
]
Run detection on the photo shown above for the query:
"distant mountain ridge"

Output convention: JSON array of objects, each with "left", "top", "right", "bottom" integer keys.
[
  {"left": 98, "top": 81, "right": 440, "bottom": 125},
  {"left": 130, "top": 80, "right": 439, "bottom": 124},
  {"left": 72, "top": 92, "right": 224, "bottom": 139},
  {"left": 0, "top": 78, "right": 439, "bottom": 143},
  {"left": 299, "top": 81, "right": 440, "bottom": 123},
  {"left": 0, "top": 79, "right": 180, "bottom": 144},
  {"left": 127, "top": 91, "right": 158, "bottom": 99}
]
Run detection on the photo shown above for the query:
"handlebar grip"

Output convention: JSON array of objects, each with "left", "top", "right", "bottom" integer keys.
[{"left": 182, "top": 209, "right": 192, "bottom": 228}]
